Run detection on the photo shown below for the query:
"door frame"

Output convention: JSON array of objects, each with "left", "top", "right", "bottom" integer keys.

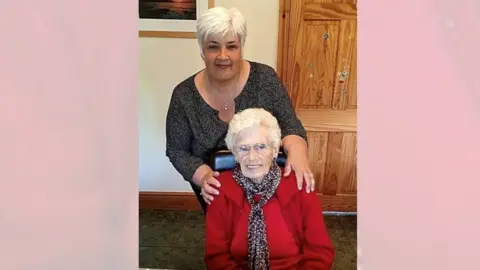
[
  {"left": 276, "top": 0, "right": 291, "bottom": 87},
  {"left": 275, "top": 0, "right": 358, "bottom": 212}
]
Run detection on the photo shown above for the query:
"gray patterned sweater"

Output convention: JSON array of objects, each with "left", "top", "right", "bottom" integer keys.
[{"left": 165, "top": 61, "right": 306, "bottom": 184}]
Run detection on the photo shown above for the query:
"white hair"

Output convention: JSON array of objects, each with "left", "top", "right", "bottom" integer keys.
[
  {"left": 225, "top": 108, "right": 281, "bottom": 156},
  {"left": 196, "top": 6, "right": 247, "bottom": 53}
]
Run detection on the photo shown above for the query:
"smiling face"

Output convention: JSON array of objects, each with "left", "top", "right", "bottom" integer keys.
[
  {"left": 234, "top": 125, "right": 276, "bottom": 182},
  {"left": 202, "top": 32, "right": 243, "bottom": 82}
]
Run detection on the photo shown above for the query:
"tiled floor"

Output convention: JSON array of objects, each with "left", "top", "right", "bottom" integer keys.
[{"left": 139, "top": 209, "right": 357, "bottom": 270}]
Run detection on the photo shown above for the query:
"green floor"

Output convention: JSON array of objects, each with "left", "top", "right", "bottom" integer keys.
[{"left": 139, "top": 209, "right": 357, "bottom": 270}]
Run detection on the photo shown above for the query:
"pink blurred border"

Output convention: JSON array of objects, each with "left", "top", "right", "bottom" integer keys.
[
  {"left": 0, "top": 0, "right": 138, "bottom": 269},
  {"left": 359, "top": 0, "right": 480, "bottom": 269},
  {"left": 1, "top": 0, "right": 479, "bottom": 269}
]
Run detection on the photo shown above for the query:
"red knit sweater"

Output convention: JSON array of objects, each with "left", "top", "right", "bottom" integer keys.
[{"left": 204, "top": 169, "right": 335, "bottom": 270}]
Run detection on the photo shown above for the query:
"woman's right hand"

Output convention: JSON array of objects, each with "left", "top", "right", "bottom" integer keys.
[{"left": 200, "top": 170, "right": 221, "bottom": 204}]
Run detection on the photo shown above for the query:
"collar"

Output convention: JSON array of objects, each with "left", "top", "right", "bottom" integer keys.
[{"left": 218, "top": 168, "right": 300, "bottom": 209}]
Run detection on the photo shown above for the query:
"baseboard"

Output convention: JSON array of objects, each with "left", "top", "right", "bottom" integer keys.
[
  {"left": 140, "top": 192, "right": 203, "bottom": 211},
  {"left": 139, "top": 191, "right": 357, "bottom": 212}
]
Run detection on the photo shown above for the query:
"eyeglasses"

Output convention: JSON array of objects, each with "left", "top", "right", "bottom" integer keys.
[{"left": 236, "top": 143, "right": 269, "bottom": 156}]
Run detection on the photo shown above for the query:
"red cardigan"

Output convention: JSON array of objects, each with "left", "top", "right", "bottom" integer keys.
[{"left": 204, "top": 169, "right": 335, "bottom": 270}]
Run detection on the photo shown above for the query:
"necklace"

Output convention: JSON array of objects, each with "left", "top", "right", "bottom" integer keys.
[
  {"left": 219, "top": 100, "right": 229, "bottom": 111},
  {"left": 204, "top": 73, "right": 236, "bottom": 111},
  {"left": 218, "top": 92, "right": 233, "bottom": 111}
]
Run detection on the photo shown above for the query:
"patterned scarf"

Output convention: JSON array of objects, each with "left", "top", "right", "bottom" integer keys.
[{"left": 233, "top": 162, "right": 282, "bottom": 270}]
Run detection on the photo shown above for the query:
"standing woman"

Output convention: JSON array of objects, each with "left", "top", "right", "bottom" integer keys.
[{"left": 165, "top": 6, "right": 314, "bottom": 214}]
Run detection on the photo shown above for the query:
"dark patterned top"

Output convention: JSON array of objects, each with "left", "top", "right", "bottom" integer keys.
[{"left": 165, "top": 61, "right": 307, "bottom": 183}]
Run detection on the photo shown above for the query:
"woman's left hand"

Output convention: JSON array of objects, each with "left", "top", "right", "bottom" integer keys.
[{"left": 283, "top": 150, "right": 315, "bottom": 193}]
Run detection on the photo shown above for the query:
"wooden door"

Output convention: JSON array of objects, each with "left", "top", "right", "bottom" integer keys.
[{"left": 277, "top": 0, "right": 357, "bottom": 212}]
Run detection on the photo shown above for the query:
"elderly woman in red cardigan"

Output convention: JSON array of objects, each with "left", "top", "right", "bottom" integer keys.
[{"left": 204, "top": 108, "right": 335, "bottom": 270}]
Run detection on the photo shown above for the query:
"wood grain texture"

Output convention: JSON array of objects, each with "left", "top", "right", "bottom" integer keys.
[
  {"left": 331, "top": 133, "right": 357, "bottom": 194},
  {"left": 276, "top": 0, "right": 291, "bottom": 75},
  {"left": 332, "top": 19, "right": 357, "bottom": 110},
  {"left": 139, "top": 192, "right": 357, "bottom": 212},
  {"left": 322, "top": 132, "right": 357, "bottom": 195},
  {"left": 298, "top": 109, "right": 357, "bottom": 132},
  {"left": 277, "top": 0, "right": 357, "bottom": 211},
  {"left": 139, "top": 192, "right": 202, "bottom": 211},
  {"left": 306, "top": 0, "right": 356, "bottom": 4},
  {"left": 347, "top": 33, "right": 357, "bottom": 109},
  {"left": 304, "top": 4, "right": 357, "bottom": 20},
  {"left": 300, "top": 20, "right": 340, "bottom": 109},
  {"left": 306, "top": 132, "right": 329, "bottom": 192}
]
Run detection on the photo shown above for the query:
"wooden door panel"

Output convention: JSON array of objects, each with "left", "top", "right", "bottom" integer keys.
[
  {"left": 299, "top": 21, "right": 340, "bottom": 109},
  {"left": 347, "top": 35, "right": 357, "bottom": 109},
  {"left": 324, "top": 132, "right": 357, "bottom": 195},
  {"left": 332, "top": 19, "right": 357, "bottom": 110},
  {"left": 278, "top": 0, "right": 357, "bottom": 211},
  {"left": 303, "top": 3, "right": 357, "bottom": 20},
  {"left": 306, "top": 132, "right": 329, "bottom": 192},
  {"left": 297, "top": 109, "right": 356, "bottom": 132},
  {"left": 306, "top": 0, "right": 356, "bottom": 5},
  {"left": 307, "top": 132, "right": 357, "bottom": 195}
]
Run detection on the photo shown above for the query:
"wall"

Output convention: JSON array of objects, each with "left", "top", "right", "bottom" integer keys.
[{"left": 139, "top": 0, "right": 280, "bottom": 191}]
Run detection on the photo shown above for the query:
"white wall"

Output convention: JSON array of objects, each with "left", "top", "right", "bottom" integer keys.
[{"left": 139, "top": 0, "right": 280, "bottom": 191}]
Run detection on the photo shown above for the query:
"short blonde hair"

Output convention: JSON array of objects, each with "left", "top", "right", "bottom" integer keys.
[
  {"left": 196, "top": 7, "right": 247, "bottom": 53},
  {"left": 225, "top": 108, "right": 281, "bottom": 156}
]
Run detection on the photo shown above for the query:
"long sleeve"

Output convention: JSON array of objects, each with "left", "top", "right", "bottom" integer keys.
[
  {"left": 300, "top": 191, "right": 336, "bottom": 269},
  {"left": 165, "top": 87, "right": 205, "bottom": 182},
  {"left": 261, "top": 66, "right": 307, "bottom": 142},
  {"left": 204, "top": 193, "right": 240, "bottom": 270}
]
